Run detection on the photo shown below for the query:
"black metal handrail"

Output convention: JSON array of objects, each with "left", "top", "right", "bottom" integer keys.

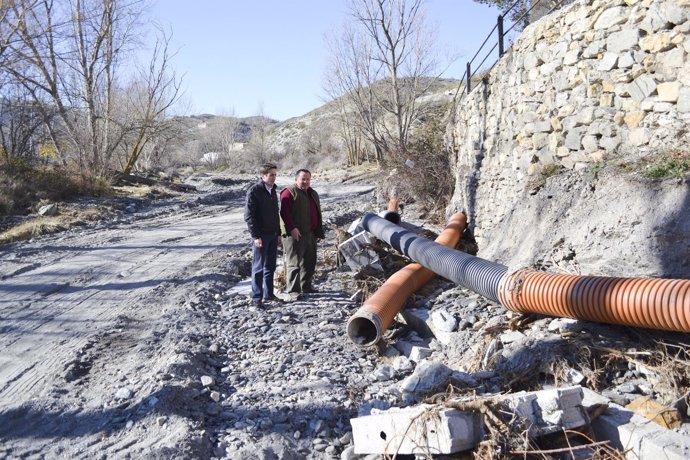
[{"left": 454, "top": 0, "right": 571, "bottom": 101}]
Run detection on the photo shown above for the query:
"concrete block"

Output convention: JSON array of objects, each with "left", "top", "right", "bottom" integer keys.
[
  {"left": 582, "top": 388, "right": 690, "bottom": 459},
  {"left": 347, "top": 217, "right": 363, "bottom": 235},
  {"left": 409, "top": 345, "right": 432, "bottom": 362},
  {"left": 505, "top": 386, "right": 589, "bottom": 436},
  {"left": 351, "top": 404, "right": 482, "bottom": 455},
  {"left": 338, "top": 231, "right": 382, "bottom": 271}
]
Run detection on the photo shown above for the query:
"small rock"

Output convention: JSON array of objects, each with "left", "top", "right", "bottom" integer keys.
[
  {"left": 568, "top": 369, "right": 585, "bottom": 385},
  {"left": 341, "top": 446, "right": 357, "bottom": 460},
  {"left": 339, "top": 432, "right": 353, "bottom": 445},
  {"left": 431, "top": 308, "right": 457, "bottom": 332},
  {"left": 206, "top": 402, "right": 222, "bottom": 415},
  {"left": 374, "top": 364, "right": 395, "bottom": 381},
  {"left": 392, "top": 356, "right": 413, "bottom": 372},
  {"left": 201, "top": 375, "right": 215, "bottom": 387},
  {"left": 38, "top": 203, "right": 59, "bottom": 216},
  {"left": 115, "top": 388, "right": 132, "bottom": 400}
]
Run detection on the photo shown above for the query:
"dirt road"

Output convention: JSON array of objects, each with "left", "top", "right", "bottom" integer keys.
[{"left": 0, "top": 176, "right": 376, "bottom": 458}]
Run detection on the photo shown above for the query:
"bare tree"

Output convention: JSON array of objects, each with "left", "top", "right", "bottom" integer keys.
[
  {"left": 196, "top": 111, "right": 242, "bottom": 168},
  {"left": 119, "top": 31, "right": 181, "bottom": 175},
  {"left": 0, "top": 86, "right": 47, "bottom": 162},
  {"left": 245, "top": 103, "right": 272, "bottom": 164},
  {"left": 0, "top": 0, "right": 139, "bottom": 175},
  {"left": 324, "top": 0, "right": 442, "bottom": 162},
  {"left": 0, "top": 0, "right": 180, "bottom": 179}
]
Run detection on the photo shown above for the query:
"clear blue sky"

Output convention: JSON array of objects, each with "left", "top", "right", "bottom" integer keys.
[{"left": 147, "top": 0, "right": 503, "bottom": 121}]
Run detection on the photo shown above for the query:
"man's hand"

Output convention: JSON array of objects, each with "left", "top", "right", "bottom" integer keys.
[
  {"left": 254, "top": 238, "right": 263, "bottom": 248},
  {"left": 290, "top": 228, "right": 301, "bottom": 241}
]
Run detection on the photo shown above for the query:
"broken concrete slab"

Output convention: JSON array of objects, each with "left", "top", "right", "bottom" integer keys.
[
  {"left": 523, "top": 386, "right": 590, "bottom": 435},
  {"left": 400, "top": 308, "right": 455, "bottom": 344},
  {"left": 352, "top": 385, "right": 594, "bottom": 456},
  {"left": 350, "top": 404, "right": 482, "bottom": 455},
  {"left": 582, "top": 388, "right": 690, "bottom": 459},
  {"left": 338, "top": 230, "right": 382, "bottom": 272}
]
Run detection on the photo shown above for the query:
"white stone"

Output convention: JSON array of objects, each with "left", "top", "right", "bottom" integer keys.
[
  {"left": 38, "top": 204, "right": 59, "bottom": 217},
  {"left": 115, "top": 387, "right": 132, "bottom": 400},
  {"left": 400, "top": 360, "right": 452, "bottom": 396},
  {"left": 408, "top": 345, "right": 432, "bottom": 362},
  {"left": 374, "top": 364, "right": 395, "bottom": 382},
  {"left": 598, "top": 52, "right": 619, "bottom": 71},
  {"left": 628, "top": 74, "right": 657, "bottom": 102},
  {"left": 431, "top": 309, "right": 457, "bottom": 332},
  {"left": 594, "top": 7, "right": 628, "bottom": 29}
]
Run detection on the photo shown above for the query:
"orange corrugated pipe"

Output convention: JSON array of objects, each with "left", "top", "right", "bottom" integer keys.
[
  {"left": 388, "top": 196, "right": 400, "bottom": 212},
  {"left": 347, "top": 212, "right": 467, "bottom": 346},
  {"left": 499, "top": 270, "right": 690, "bottom": 332}
]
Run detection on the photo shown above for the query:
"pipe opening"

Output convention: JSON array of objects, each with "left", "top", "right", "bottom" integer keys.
[
  {"left": 347, "top": 316, "right": 380, "bottom": 347},
  {"left": 379, "top": 211, "right": 401, "bottom": 225}
]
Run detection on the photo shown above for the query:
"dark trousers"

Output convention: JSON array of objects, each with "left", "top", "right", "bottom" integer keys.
[
  {"left": 251, "top": 233, "right": 278, "bottom": 300},
  {"left": 283, "top": 232, "right": 316, "bottom": 293}
]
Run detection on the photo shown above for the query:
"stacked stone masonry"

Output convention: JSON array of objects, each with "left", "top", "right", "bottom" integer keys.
[{"left": 447, "top": 0, "right": 690, "bottom": 271}]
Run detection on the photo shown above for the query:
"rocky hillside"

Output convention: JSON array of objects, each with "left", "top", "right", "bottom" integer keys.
[{"left": 265, "top": 78, "right": 461, "bottom": 166}]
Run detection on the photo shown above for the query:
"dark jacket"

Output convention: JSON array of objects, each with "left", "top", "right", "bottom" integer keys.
[
  {"left": 279, "top": 185, "right": 325, "bottom": 239},
  {"left": 244, "top": 180, "right": 280, "bottom": 238}
]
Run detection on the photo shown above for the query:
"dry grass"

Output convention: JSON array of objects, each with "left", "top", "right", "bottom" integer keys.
[
  {"left": 0, "top": 162, "right": 111, "bottom": 217},
  {"left": 0, "top": 206, "right": 109, "bottom": 244}
]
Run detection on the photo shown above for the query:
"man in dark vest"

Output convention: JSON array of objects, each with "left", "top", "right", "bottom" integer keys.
[
  {"left": 280, "top": 169, "right": 325, "bottom": 300},
  {"left": 244, "top": 162, "right": 283, "bottom": 307}
]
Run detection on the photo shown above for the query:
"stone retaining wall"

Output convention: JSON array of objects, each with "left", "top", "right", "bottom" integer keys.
[{"left": 447, "top": 0, "right": 690, "bottom": 275}]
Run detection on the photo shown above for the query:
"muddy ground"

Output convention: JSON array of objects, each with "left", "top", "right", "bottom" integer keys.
[{"left": 1, "top": 168, "right": 689, "bottom": 459}]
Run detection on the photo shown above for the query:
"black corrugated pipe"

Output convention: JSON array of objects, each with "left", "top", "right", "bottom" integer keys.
[{"left": 360, "top": 213, "right": 508, "bottom": 303}]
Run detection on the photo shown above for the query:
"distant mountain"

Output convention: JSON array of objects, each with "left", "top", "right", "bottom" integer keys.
[{"left": 174, "top": 77, "right": 462, "bottom": 168}]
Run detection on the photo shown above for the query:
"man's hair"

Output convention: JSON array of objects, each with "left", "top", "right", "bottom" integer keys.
[
  {"left": 294, "top": 168, "right": 311, "bottom": 177},
  {"left": 259, "top": 163, "right": 278, "bottom": 175}
]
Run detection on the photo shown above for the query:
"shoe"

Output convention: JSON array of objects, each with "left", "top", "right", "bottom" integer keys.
[
  {"left": 302, "top": 286, "right": 318, "bottom": 294},
  {"left": 287, "top": 292, "right": 303, "bottom": 301},
  {"left": 263, "top": 294, "right": 284, "bottom": 303},
  {"left": 251, "top": 299, "right": 262, "bottom": 307}
]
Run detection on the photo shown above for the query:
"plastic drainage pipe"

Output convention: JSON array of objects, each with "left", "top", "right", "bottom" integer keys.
[
  {"left": 362, "top": 212, "right": 690, "bottom": 333},
  {"left": 360, "top": 213, "right": 508, "bottom": 303},
  {"left": 347, "top": 212, "right": 467, "bottom": 346},
  {"left": 499, "top": 270, "right": 690, "bottom": 333}
]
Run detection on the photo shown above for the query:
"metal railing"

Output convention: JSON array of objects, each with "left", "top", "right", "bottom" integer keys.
[{"left": 457, "top": 0, "right": 571, "bottom": 99}]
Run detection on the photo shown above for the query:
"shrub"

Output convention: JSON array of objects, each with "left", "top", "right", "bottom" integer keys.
[
  {"left": 0, "top": 160, "right": 112, "bottom": 216},
  {"left": 383, "top": 117, "right": 453, "bottom": 222},
  {"left": 643, "top": 150, "right": 690, "bottom": 179}
]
